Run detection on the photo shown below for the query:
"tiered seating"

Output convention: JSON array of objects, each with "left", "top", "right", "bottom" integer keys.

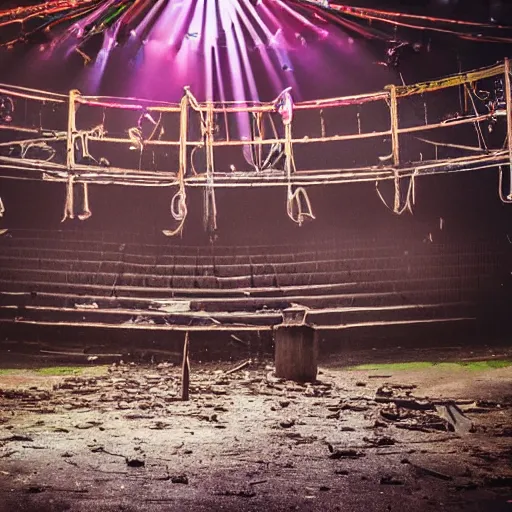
[{"left": 0, "top": 229, "right": 508, "bottom": 348}]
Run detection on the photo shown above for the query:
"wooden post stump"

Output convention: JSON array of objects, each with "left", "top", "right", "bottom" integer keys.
[
  {"left": 274, "top": 324, "right": 318, "bottom": 382},
  {"left": 181, "top": 332, "right": 190, "bottom": 401}
]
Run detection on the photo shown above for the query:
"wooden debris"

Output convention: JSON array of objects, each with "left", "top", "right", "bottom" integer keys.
[
  {"left": 215, "top": 489, "right": 256, "bottom": 498},
  {"left": 180, "top": 331, "right": 191, "bottom": 401},
  {"left": 374, "top": 397, "right": 435, "bottom": 410},
  {"left": 380, "top": 475, "right": 404, "bottom": 485},
  {"left": 435, "top": 403, "right": 474, "bottom": 434},
  {"left": 225, "top": 359, "right": 251, "bottom": 375},
  {"left": 171, "top": 474, "right": 189, "bottom": 484},
  {"left": 328, "top": 446, "right": 365, "bottom": 459},
  {"left": 0, "top": 434, "right": 33, "bottom": 443},
  {"left": 402, "top": 459, "right": 453, "bottom": 481},
  {"left": 249, "top": 479, "right": 268, "bottom": 486}
]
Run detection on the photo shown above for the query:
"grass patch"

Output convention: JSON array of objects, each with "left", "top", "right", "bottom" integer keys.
[
  {"left": 35, "top": 366, "right": 84, "bottom": 376},
  {"left": 0, "top": 369, "right": 23, "bottom": 376},
  {"left": 0, "top": 366, "right": 109, "bottom": 377},
  {"left": 348, "top": 360, "right": 512, "bottom": 372},
  {"left": 350, "top": 362, "right": 434, "bottom": 371}
]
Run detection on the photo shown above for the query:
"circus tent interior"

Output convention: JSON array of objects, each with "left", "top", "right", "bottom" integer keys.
[{"left": 0, "top": 2, "right": 511, "bottom": 511}]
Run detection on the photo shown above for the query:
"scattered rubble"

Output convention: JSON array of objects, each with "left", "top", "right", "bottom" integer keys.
[
  {"left": 125, "top": 456, "right": 145, "bottom": 467},
  {"left": 380, "top": 475, "right": 404, "bottom": 485},
  {"left": 0, "top": 359, "right": 510, "bottom": 510},
  {"left": 171, "top": 474, "right": 189, "bottom": 484}
]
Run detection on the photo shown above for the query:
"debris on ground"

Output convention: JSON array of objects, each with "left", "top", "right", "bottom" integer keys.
[
  {"left": 171, "top": 474, "right": 189, "bottom": 484},
  {"left": 125, "top": 457, "right": 145, "bottom": 467},
  {"left": 328, "top": 446, "right": 365, "bottom": 459},
  {"left": 279, "top": 418, "right": 296, "bottom": 428},
  {"left": 435, "top": 403, "right": 474, "bottom": 434},
  {"left": 380, "top": 475, "right": 404, "bottom": 485},
  {"left": 0, "top": 357, "right": 510, "bottom": 510},
  {"left": 363, "top": 435, "right": 396, "bottom": 447},
  {"left": 402, "top": 459, "right": 453, "bottom": 481}
]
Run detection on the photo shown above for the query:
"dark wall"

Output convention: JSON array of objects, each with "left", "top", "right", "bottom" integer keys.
[{"left": 2, "top": 169, "right": 511, "bottom": 246}]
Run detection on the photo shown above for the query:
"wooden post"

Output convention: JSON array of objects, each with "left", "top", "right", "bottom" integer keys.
[
  {"left": 67, "top": 89, "right": 79, "bottom": 171},
  {"left": 388, "top": 85, "right": 401, "bottom": 212},
  {"left": 389, "top": 85, "right": 400, "bottom": 167},
  {"left": 179, "top": 94, "right": 188, "bottom": 180},
  {"left": 505, "top": 58, "right": 512, "bottom": 200},
  {"left": 274, "top": 324, "right": 318, "bottom": 382},
  {"left": 204, "top": 103, "right": 217, "bottom": 232},
  {"left": 181, "top": 331, "right": 190, "bottom": 401}
]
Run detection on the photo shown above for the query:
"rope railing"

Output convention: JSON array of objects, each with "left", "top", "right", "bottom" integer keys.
[{"left": 0, "top": 59, "right": 511, "bottom": 233}]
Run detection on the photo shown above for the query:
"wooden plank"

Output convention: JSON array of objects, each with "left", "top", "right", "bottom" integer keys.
[
  {"left": 0, "top": 316, "right": 475, "bottom": 332},
  {"left": 0, "top": 318, "right": 271, "bottom": 331},
  {"left": 394, "top": 63, "right": 504, "bottom": 98},
  {"left": 318, "top": 317, "right": 476, "bottom": 330},
  {"left": 0, "top": 287, "right": 481, "bottom": 311},
  {"left": 0, "top": 274, "right": 489, "bottom": 298}
]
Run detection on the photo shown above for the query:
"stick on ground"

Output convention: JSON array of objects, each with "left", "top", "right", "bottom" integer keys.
[
  {"left": 181, "top": 332, "right": 190, "bottom": 401},
  {"left": 225, "top": 359, "right": 251, "bottom": 375}
]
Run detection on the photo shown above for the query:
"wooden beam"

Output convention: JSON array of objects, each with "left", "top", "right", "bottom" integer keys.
[
  {"left": 0, "top": 318, "right": 273, "bottom": 331},
  {"left": 504, "top": 58, "right": 512, "bottom": 200}
]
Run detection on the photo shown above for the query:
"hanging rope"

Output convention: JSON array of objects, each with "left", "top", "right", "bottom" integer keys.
[
  {"left": 276, "top": 88, "right": 315, "bottom": 226},
  {"left": 61, "top": 173, "right": 74, "bottom": 222},
  {"left": 182, "top": 87, "right": 217, "bottom": 234},
  {"left": 320, "top": 108, "right": 326, "bottom": 137},
  {"left": 284, "top": 123, "right": 315, "bottom": 225},
  {"left": 498, "top": 166, "right": 512, "bottom": 203},
  {"left": 255, "top": 111, "right": 263, "bottom": 169},
  {"left": 163, "top": 95, "right": 189, "bottom": 237},
  {"left": 77, "top": 182, "right": 92, "bottom": 220},
  {"left": 464, "top": 83, "right": 488, "bottom": 152},
  {"left": 375, "top": 169, "right": 417, "bottom": 215}
]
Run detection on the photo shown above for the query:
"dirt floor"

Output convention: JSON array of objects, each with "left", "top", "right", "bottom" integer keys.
[{"left": 1, "top": 347, "right": 512, "bottom": 512}]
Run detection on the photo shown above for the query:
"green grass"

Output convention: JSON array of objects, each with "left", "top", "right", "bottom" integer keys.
[
  {"left": 35, "top": 366, "right": 85, "bottom": 376},
  {"left": 0, "top": 366, "right": 108, "bottom": 376},
  {"left": 348, "top": 360, "right": 512, "bottom": 372},
  {"left": 0, "top": 369, "right": 23, "bottom": 376}
]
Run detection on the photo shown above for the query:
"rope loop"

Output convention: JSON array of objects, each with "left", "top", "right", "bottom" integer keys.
[
  {"left": 77, "top": 182, "right": 92, "bottom": 221},
  {"left": 375, "top": 170, "right": 417, "bottom": 215},
  {"left": 171, "top": 190, "right": 188, "bottom": 221},
  {"left": 61, "top": 174, "right": 75, "bottom": 222},
  {"left": 287, "top": 186, "right": 315, "bottom": 226},
  {"left": 498, "top": 165, "right": 512, "bottom": 203}
]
